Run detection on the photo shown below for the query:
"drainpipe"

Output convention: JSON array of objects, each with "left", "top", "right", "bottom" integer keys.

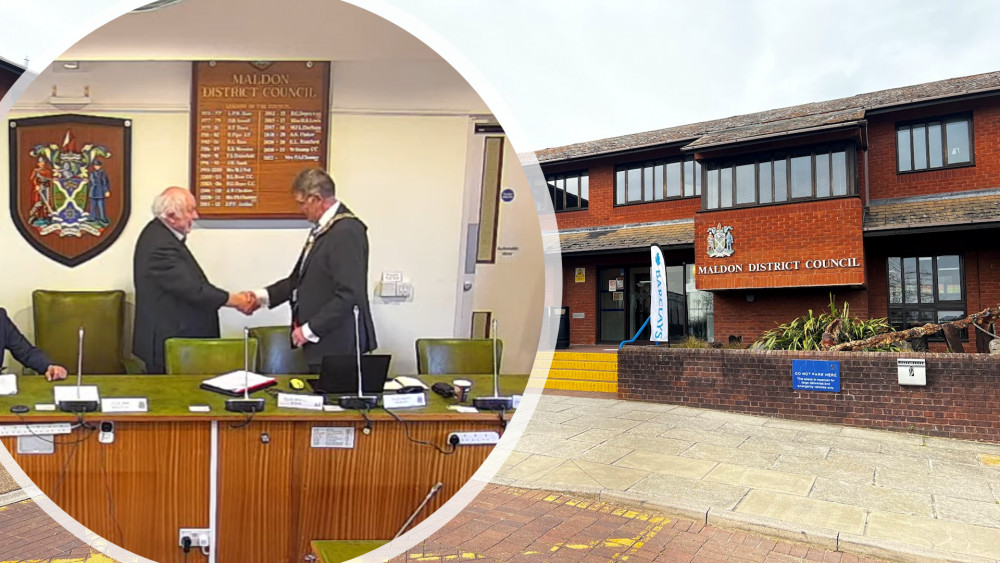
[{"left": 862, "top": 121, "right": 870, "bottom": 207}]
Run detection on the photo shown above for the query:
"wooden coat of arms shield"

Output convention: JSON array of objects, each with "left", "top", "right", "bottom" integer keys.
[{"left": 9, "top": 114, "right": 131, "bottom": 267}]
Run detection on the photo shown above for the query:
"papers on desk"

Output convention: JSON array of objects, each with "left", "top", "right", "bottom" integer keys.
[
  {"left": 383, "top": 376, "right": 428, "bottom": 392},
  {"left": 448, "top": 405, "right": 479, "bottom": 414},
  {"left": 200, "top": 371, "right": 277, "bottom": 397},
  {"left": 0, "top": 374, "right": 17, "bottom": 395},
  {"left": 53, "top": 385, "right": 100, "bottom": 403}
]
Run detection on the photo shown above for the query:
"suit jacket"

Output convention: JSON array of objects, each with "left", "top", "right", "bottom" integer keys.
[
  {"left": 0, "top": 307, "right": 52, "bottom": 374},
  {"left": 266, "top": 204, "right": 377, "bottom": 366},
  {"left": 132, "top": 219, "right": 228, "bottom": 373}
]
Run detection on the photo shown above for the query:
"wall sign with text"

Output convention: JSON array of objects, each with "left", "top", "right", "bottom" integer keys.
[
  {"left": 190, "top": 60, "right": 331, "bottom": 219},
  {"left": 792, "top": 359, "right": 841, "bottom": 393}
]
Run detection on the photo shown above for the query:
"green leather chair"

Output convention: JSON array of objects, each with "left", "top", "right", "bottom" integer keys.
[
  {"left": 164, "top": 338, "right": 258, "bottom": 375},
  {"left": 249, "top": 326, "right": 309, "bottom": 375},
  {"left": 32, "top": 289, "right": 143, "bottom": 374},
  {"left": 415, "top": 338, "right": 503, "bottom": 375}
]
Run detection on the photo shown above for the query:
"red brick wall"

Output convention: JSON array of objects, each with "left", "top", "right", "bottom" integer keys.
[
  {"left": 713, "top": 287, "right": 868, "bottom": 346},
  {"left": 693, "top": 198, "right": 866, "bottom": 290},
  {"left": 619, "top": 347, "right": 1000, "bottom": 442},
  {"left": 551, "top": 156, "right": 702, "bottom": 231},
  {"left": 563, "top": 257, "right": 598, "bottom": 345},
  {"left": 867, "top": 99, "right": 1000, "bottom": 200},
  {"left": 980, "top": 249, "right": 1000, "bottom": 311}
]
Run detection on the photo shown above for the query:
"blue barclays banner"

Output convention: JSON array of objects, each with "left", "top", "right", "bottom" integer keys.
[
  {"left": 792, "top": 360, "right": 841, "bottom": 392},
  {"left": 649, "top": 245, "right": 668, "bottom": 342}
]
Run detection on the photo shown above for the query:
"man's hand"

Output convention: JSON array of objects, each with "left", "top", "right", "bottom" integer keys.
[
  {"left": 291, "top": 325, "right": 308, "bottom": 348},
  {"left": 45, "top": 365, "right": 68, "bottom": 382},
  {"left": 227, "top": 291, "right": 260, "bottom": 315}
]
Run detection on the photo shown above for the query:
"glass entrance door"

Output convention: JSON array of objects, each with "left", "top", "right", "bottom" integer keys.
[
  {"left": 598, "top": 268, "right": 626, "bottom": 342},
  {"left": 628, "top": 267, "right": 651, "bottom": 340}
]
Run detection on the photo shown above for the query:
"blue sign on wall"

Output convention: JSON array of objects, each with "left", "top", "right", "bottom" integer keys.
[
  {"left": 500, "top": 188, "right": 515, "bottom": 203},
  {"left": 792, "top": 359, "right": 841, "bottom": 392}
]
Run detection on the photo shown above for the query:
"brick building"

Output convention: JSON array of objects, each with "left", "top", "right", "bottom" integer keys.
[
  {"left": 0, "top": 56, "right": 26, "bottom": 99},
  {"left": 540, "top": 71, "right": 1000, "bottom": 349}
]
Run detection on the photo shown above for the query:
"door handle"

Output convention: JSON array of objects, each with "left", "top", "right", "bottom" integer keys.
[{"left": 463, "top": 281, "right": 473, "bottom": 291}]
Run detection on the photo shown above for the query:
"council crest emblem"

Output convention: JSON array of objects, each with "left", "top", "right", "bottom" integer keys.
[
  {"left": 9, "top": 114, "right": 131, "bottom": 267},
  {"left": 706, "top": 223, "right": 734, "bottom": 258}
]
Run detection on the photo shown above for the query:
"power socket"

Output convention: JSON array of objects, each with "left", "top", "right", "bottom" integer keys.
[
  {"left": 179, "top": 528, "right": 212, "bottom": 549},
  {"left": 447, "top": 431, "right": 500, "bottom": 446}
]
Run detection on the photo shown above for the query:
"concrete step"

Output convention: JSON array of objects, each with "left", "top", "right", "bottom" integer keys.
[
  {"left": 549, "top": 360, "right": 618, "bottom": 371},
  {"left": 552, "top": 351, "right": 618, "bottom": 362},
  {"left": 546, "top": 369, "right": 618, "bottom": 382},
  {"left": 544, "top": 379, "right": 618, "bottom": 394},
  {"left": 540, "top": 351, "right": 619, "bottom": 394}
]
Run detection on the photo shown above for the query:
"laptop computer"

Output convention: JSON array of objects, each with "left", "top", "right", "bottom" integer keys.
[{"left": 308, "top": 354, "right": 391, "bottom": 395}]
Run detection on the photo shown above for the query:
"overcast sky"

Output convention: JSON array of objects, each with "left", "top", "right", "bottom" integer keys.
[{"left": 4, "top": 1, "right": 1000, "bottom": 150}]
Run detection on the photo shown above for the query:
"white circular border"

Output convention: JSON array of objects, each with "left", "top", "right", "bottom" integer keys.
[{"left": 0, "top": 1, "right": 564, "bottom": 561}]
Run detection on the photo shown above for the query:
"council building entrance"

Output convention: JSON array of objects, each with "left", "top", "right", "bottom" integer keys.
[{"left": 597, "top": 263, "right": 712, "bottom": 344}]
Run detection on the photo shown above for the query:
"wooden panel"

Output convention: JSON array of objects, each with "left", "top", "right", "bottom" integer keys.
[
  {"left": 215, "top": 421, "right": 297, "bottom": 563},
  {"left": 2, "top": 421, "right": 210, "bottom": 563},
  {"left": 191, "top": 60, "right": 331, "bottom": 219},
  {"left": 290, "top": 420, "right": 503, "bottom": 559},
  {"left": 216, "top": 419, "right": 504, "bottom": 562}
]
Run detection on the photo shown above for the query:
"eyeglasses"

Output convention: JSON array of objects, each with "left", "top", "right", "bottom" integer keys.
[{"left": 294, "top": 195, "right": 314, "bottom": 207}]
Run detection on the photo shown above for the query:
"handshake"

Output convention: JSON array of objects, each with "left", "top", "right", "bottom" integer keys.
[{"left": 227, "top": 291, "right": 262, "bottom": 315}]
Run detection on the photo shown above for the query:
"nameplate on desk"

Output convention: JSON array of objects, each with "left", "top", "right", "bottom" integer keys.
[
  {"left": 34, "top": 404, "right": 56, "bottom": 411},
  {"left": 277, "top": 393, "right": 324, "bottom": 411},
  {"left": 383, "top": 392, "right": 426, "bottom": 409},
  {"left": 0, "top": 423, "right": 72, "bottom": 437},
  {"left": 311, "top": 426, "right": 354, "bottom": 448},
  {"left": 512, "top": 395, "right": 522, "bottom": 409},
  {"left": 101, "top": 398, "right": 149, "bottom": 413},
  {"left": 448, "top": 405, "right": 479, "bottom": 414}
]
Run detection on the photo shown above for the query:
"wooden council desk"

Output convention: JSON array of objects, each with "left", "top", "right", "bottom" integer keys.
[{"left": 0, "top": 374, "right": 526, "bottom": 563}]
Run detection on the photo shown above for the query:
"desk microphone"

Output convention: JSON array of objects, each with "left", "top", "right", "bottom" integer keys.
[
  {"left": 339, "top": 305, "right": 378, "bottom": 410},
  {"left": 225, "top": 327, "right": 266, "bottom": 413},
  {"left": 473, "top": 318, "right": 513, "bottom": 411},
  {"left": 57, "top": 326, "right": 99, "bottom": 413}
]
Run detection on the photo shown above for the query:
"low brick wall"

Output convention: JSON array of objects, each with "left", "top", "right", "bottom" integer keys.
[{"left": 618, "top": 346, "right": 1000, "bottom": 443}]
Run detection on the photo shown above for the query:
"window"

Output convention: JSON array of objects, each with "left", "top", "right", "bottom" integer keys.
[
  {"left": 615, "top": 156, "right": 701, "bottom": 205},
  {"left": 896, "top": 114, "right": 972, "bottom": 173},
  {"left": 704, "top": 144, "right": 854, "bottom": 210},
  {"left": 887, "top": 255, "right": 965, "bottom": 338},
  {"left": 547, "top": 171, "right": 589, "bottom": 212}
]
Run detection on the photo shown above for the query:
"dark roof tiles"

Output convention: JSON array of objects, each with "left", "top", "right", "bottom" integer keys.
[{"left": 537, "top": 71, "right": 1000, "bottom": 163}]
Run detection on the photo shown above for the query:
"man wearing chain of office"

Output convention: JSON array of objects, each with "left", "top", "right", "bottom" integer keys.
[{"left": 253, "top": 168, "right": 377, "bottom": 373}]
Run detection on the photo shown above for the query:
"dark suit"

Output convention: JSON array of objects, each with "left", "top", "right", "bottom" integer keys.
[
  {"left": 1, "top": 308, "right": 52, "bottom": 374},
  {"left": 266, "top": 204, "right": 377, "bottom": 367},
  {"left": 133, "top": 219, "right": 228, "bottom": 374}
]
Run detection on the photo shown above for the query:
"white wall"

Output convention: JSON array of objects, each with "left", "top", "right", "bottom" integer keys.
[{"left": 2, "top": 57, "right": 543, "bottom": 375}]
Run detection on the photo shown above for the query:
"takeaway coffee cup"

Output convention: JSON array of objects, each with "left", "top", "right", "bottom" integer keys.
[{"left": 453, "top": 379, "right": 472, "bottom": 402}]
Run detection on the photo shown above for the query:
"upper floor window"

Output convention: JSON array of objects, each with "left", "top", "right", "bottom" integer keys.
[
  {"left": 547, "top": 171, "right": 589, "bottom": 212},
  {"left": 896, "top": 114, "right": 973, "bottom": 173},
  {"left": 704, "top": 144, "right": 855, "bottom": 210},
  {"left": 615, "top": 156, "right": 702, "bottom": 206}
]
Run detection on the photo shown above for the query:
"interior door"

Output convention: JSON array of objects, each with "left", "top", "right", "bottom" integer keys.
[{"left": 453, "top": 122, "right": 543, "bottom": 374}]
